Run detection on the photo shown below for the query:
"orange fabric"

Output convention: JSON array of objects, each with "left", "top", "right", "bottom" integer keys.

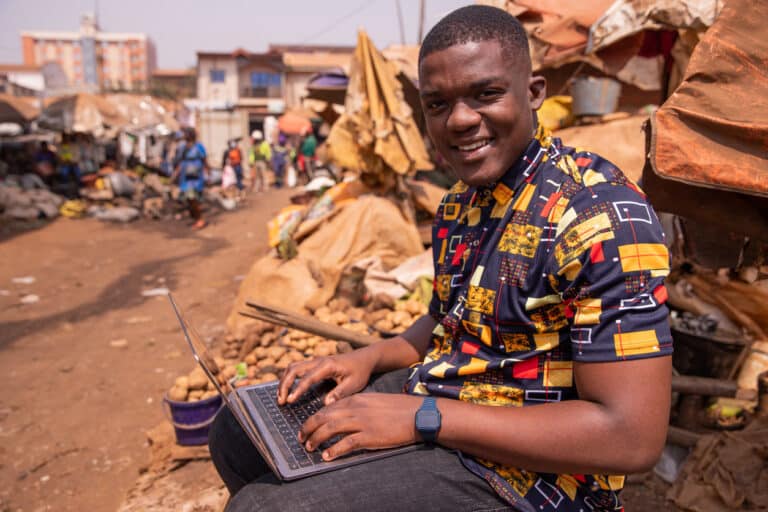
[{"left": 228, "top": 148, "right": 241, "bottom": 165}]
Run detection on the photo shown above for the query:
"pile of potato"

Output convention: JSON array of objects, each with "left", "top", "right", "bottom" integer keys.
[
  {"left": 367, "top": 299, "right": 427, "bottom": 334},
  {"left": 167, "top": 366, "right": 219, "bottom": 402},
  {"left": 167, "top": 296, "right": 429, "bottom": 402}
]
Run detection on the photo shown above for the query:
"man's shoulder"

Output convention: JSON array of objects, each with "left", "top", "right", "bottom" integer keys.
[{"left": 544, "top": 138, "right": 642, "bottom": 201}]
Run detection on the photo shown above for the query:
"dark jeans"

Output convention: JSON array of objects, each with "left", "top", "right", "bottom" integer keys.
[
  {"left": 233, "top": 164, "right": 244, "bottom": 190},
  {"left": 209, "top": 369, "right": 514, "bottom": 512}
]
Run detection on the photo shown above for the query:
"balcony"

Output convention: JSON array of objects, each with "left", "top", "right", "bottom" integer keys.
[{"left": 241, "top": 85, "right": 282, "bottom": 99}]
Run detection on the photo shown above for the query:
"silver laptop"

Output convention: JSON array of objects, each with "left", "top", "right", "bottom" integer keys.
[{"left": 168, "top": 293, "right": 415, "bottom": 481}]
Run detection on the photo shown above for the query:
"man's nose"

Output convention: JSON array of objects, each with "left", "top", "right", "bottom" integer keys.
[{"left": 446, "top": 101, "right": 481, "bottom": 132}]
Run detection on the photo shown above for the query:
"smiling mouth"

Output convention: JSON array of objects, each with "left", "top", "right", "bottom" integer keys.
[{"left": 453, "top": 138, "right": 493, "bottom": 152}]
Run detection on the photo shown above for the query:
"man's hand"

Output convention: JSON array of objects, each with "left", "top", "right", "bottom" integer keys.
[
  {"left": 277, "top": 349, "right": 378, "bottom": 406},
  {"left": 277, "top": 315, "right": 436, "bottom": 407},
  {"left": 299, "top": 393, "right": 422, "bottom": 461}
]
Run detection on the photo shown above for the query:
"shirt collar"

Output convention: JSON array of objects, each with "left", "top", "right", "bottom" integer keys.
[{"left": 477, "top": 137, "right": 545, "bottom": 203}]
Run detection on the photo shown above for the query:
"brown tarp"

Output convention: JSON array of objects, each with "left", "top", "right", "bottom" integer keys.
[
  {"left": 668, "top": 414, "right": 768, "bottom": 511},
  {"left": 478, "top": 0, "right": 614, "bottom": 66},
  {"left": 104, "top": 93, "right": 180, "bottom": 133},
  {"left": 41, "top": 93, "right": 127, "bottom": 137},
  {"left": 0, "top": 94, "right": 39, "bottom": 124},
  {"left": 480, "top": 0, "right": 719, "bottom": 92},
  {"left": 227, "top": 196, "right": 424, "bottom": 337},
  {"left": 326, "top": 31, "right": 433, "bottom": 177},
  {"left": 644, "top": 0, "right": 768, "bottom": 238}
]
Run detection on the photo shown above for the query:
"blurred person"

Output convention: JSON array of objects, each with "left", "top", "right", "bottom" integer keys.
[
  {"left": 173, "top": 127, "right": 209, "bottom": 229},
  {"left": 58, "top": 134, "right": 82, "bottom": 186},
  {"left": 271, "top": 133, "right": 291, "bottom": 189},
  {"left": 34, "top": 141, "right": 57, "bottom": 180},
  {"left": 299, "top": 127, "right": 318, "bottom": 181},
  {"left": 248, "top": 130, "right": 271, "bottom": 192},
  {"left": 226, "top": 139, "right": 244, "bottom": 194}
]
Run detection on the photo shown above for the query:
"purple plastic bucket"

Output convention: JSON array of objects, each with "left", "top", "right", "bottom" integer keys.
[{"left": 163, "top": 393, "right": 223, "bottom": 446}]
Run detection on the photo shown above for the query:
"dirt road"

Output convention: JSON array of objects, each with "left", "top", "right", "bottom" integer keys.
[{"left": 0, "top": 190, "right": 292, "bottom": 511}]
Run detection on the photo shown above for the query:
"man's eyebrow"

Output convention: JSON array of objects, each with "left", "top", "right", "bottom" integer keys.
[
  {"left": 420, "top": 77, "right": 508, "bottom": 98},
  {"left": 468, "top": 77, "right": 506, "bottom": 89}
]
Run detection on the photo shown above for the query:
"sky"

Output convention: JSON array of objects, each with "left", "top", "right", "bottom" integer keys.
[{"left": 0, "top": 0, "right": 473, "bottom": 69}]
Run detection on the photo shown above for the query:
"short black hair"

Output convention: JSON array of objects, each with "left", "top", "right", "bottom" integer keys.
[{"left": 419, "top": 5, "right": 530, "bottom": 67}]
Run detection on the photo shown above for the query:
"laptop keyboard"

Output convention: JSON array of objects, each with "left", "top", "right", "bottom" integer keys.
[{"left": 249, "top": 384, "right": 340, "bottom": 470}]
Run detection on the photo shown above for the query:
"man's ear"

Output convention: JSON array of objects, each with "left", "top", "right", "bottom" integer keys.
[{"left": 528, "top": 75, "right": 547, "bottom": 110}]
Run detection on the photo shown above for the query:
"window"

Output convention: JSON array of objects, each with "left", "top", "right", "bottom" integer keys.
[
  {"left": 209, "top": 69, "right": 225, "bottom": 83},
  {"left": 250, "top": 71, "right": 281, "bottom": 88}
]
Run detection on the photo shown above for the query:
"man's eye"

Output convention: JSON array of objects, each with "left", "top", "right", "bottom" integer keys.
[
  {"left": 427, "top": 100, "right": 446, "bottom": 110},
  {"left": 479, "top": 89, "right": 502, "bottom": 99}
]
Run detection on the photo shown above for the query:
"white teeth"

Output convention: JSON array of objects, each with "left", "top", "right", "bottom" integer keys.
[{"left": 457, "top": 139, "right": 490, "bottom": 152}]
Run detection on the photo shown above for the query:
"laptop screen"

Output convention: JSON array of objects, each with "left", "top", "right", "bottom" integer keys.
[{"left": 167, "top": 293, "right": 233, "bottom": 406}]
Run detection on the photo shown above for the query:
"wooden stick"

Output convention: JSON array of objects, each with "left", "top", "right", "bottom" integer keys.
[
  {"left": 757, "top": 371, "right": 768, "bottom": 419},
  {"left": 241, "top": 300, "right": 380, "bottom": 348},
  {"left": 666, "top": 425, "right": 702, "bottom": 447},
  {"left": 672, "top": 374, "right": 756, "bottom": 400}
]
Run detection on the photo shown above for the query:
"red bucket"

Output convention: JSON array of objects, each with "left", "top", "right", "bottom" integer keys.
[{"left": 163, "top": 394, "right": 223, "bottom": 446}]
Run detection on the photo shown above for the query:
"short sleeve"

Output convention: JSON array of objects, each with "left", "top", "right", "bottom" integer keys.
[
  {"left": 546, "top": 182, "right": 673, "bottom": 362},
  {"left": 428, "top": 200, "right": 447, "bottom": 322}
]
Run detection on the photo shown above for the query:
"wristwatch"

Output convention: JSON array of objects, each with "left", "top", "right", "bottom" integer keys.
[{"left": 415, "top": 396, "right": 441, "bottom": 444}]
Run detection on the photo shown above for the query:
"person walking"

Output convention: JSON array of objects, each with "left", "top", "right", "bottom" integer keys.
[
  {"left": 226, "top": 139, "right": 244, "bottom": 195},
  {"left": 173, "top": 127, "right": 209, "bottom": 229},
  {"left": 271, "top": 133, "right": 291, "bottom": 189},
  {"left": 299, "top": 127, "right": 318, "bottom": 181},
  {"left": 248, "top": 130, "right": 271, "bottom": 192}
]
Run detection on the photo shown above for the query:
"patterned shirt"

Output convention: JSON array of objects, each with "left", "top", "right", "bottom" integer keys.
[{"left": 406, "top": 132, "right": 673, "bottom": 512}]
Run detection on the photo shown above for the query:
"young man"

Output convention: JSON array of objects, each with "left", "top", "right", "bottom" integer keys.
[{"left": 209, "top": 6, "right": 672, "bottom": 511}]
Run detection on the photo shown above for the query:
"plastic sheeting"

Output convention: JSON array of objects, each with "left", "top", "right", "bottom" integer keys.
[
  {"left": 326, "top": 31, "right": 432, "bottom": 178},
  {"left": 588, "top": 0, "right": 721, "bottom": 52}
]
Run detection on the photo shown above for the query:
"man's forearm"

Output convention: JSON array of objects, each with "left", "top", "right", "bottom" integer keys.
[{"left": 363, "top": 314, "right": 436, "bottom": 374}]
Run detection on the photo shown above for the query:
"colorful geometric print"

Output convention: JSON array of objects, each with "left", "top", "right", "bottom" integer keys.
[{"left": 406, "top": 135, "right": 672, "bottom": 511}]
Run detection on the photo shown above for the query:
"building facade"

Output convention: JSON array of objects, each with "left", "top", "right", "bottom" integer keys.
[
  {"left": 193, "top": 45, "right": 352, "bottom": 164},
  {"left": 0, "top": 62, "right": 69, "bottom": 97},
  {"left": 20, "top": 13, "right": 156, "bottom": 92},
  {"left": 150, "top": 69, "right": 196, "bottom": 100}
]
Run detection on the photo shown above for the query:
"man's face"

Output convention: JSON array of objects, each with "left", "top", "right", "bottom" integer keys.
[{"left": 419, "top": 40, "right": 545, "bottom": 187}]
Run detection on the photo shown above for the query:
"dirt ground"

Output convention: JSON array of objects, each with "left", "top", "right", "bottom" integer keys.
[
  {"left": 0, "top": 190, "right": 292, "bottom": 512},
  {"left": 0, "top": 188, "right": 679, "bottom": 511}
]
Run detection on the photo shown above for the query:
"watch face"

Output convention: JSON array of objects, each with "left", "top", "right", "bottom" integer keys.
[{"left": 417, "top": 410, "right": 440, "bottom": 430}]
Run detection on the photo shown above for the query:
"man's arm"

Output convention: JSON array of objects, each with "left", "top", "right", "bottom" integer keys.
[
  {"left": 435, "top": 356, "right": 671, "bottom": 474},
  {"left": 302, "top": 355, "right": 671, "bottom": 475},
  {"left": 369, "top": 314, "right": 436, "bottom": 373}
]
